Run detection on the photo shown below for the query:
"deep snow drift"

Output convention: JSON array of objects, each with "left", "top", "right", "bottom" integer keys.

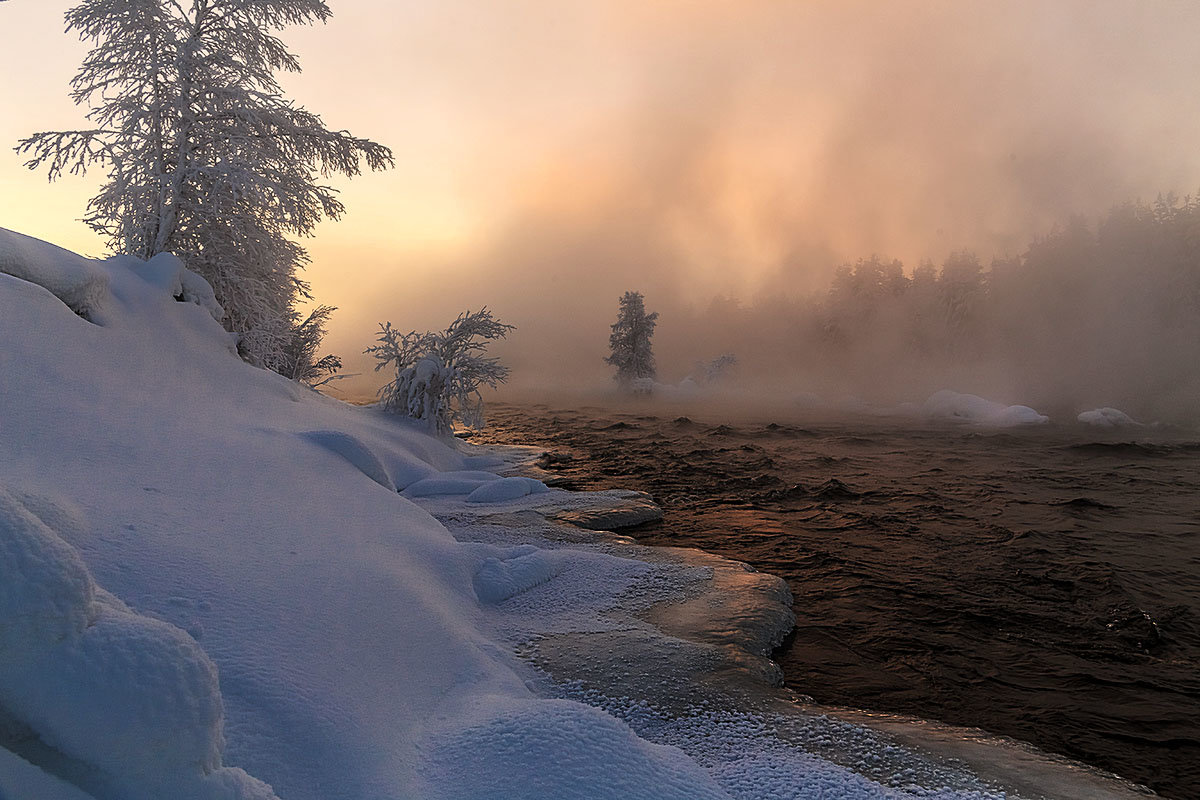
[{"left": 0, "top": 228, "right": 1152, "bottom": 799}]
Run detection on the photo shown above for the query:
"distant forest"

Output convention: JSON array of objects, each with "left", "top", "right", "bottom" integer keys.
[{"left": 672, "top": 194, "right": 1200, "bottom": 420}]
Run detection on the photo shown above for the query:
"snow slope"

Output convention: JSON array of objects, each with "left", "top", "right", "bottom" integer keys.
[
  {"left": 0, "top": 228, "right": 720, "bottom": 799},
  {"left": 0, "top": 228, "right": 1151, "bottom": 800}
]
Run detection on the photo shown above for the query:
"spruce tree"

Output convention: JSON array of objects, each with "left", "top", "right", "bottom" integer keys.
[{"left": 605, "top": 291, "right": 658, "bottom": 393}]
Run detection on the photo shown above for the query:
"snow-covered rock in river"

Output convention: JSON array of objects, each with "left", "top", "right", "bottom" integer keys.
[
  {"left": 1078, "top": 407, "right": 1142, "bottom": 428},
  {"left": 922, "top": 389, "right": 1049, "bottom": 427},
  {"left": 555, "top": 495, "right": 664, "bottom": 530}
]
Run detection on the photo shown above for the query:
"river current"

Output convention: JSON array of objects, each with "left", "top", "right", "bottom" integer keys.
[{"left": 473, "top": 402, "right": 1200, "bottom": 799}]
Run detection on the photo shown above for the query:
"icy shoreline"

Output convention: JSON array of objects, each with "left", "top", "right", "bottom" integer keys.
[{"left": 432, "top": 445, "right": 1155, "bottom": 800}]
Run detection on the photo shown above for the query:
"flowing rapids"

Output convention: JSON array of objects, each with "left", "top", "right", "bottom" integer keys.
[{"left": 472, "top": 403, "right": 1200, "bottom": 799}]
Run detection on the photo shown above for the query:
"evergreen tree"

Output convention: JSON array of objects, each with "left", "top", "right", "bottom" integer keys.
[
  {"left": 605, "top": 291, "right": 658, "bottom": 392},
  {"left": 17, "top": 0, "right": 392, "bottom": 371}
]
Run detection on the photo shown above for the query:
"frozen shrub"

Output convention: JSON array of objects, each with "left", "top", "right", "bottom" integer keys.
[
  {"left": 367, "top": 308, "right": 514, "bottom": 435},
  {"left": 695, "top": 353, "right": 737, "bottom": 384},
  {"left": 272, "top": 305, "right": 343, "bottom": 386}
]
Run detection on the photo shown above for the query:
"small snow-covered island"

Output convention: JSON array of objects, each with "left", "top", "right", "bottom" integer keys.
[{"left": 4, "top": 1, "right": 1199, "bottom": 799}]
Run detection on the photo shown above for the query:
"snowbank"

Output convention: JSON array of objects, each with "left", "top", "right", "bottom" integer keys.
[
  {"left": 0, "top": 231, "right": 728, "bottom": 800},
  {"left": 0, "top": 488, "right": 276, "bottom": 800}
]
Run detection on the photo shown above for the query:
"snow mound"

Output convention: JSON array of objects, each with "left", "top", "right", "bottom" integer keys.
[
  {"left": 4, "top": 485, "right": 87, "bottom": 541},
  {"left": 0, "top": 487, "right": 278, "bottom": 800},
  {"left": 473, "top": 548, "right": 562, "bottom": 603},
  {"left": 403, "top": 470, "right": 502, "bottom": 497},
  {"left": 127, "top": 251, "right": 224, "bottom": 322},
  {"left": 923, "top": 390, "right": 1049, "bottom": 427},
  {"left": 0, "top": 488, "right": 95, "bottom": 659},
  {"left": 418, "top": 697, "right": 729, "bottom": 800},
  {"left": 302, "top": 430, "right": 395, "bottom": 491},
  {"left": 0, "top": 227, "right": 109, "bottom": 318},
  {"left": 466, "top": 476, "right": 548, "bottom": 504},
  {"left": 1078, "top": 407, "right": 1142, "bottom": 428}
]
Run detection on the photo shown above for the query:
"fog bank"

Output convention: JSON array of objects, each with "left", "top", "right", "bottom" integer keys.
[{"left": 311, "top": 1, "right": 1200, "bottom": 421}]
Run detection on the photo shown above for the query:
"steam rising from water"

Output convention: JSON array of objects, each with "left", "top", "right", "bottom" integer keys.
[{"left": 316, "top": 1, "right": 1200, "bottom": 420}]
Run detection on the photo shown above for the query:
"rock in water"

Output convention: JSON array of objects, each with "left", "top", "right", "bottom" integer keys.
[{"left": 555, "top": 498, "right": 663, "bottom": 530}]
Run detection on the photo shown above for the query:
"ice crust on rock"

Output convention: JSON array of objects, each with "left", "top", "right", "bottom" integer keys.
[
  {"left": 466, "top": 476, "right": 548, "bottom": 503},
  {"left": 555, "top": 496, "right": 664, "bottom": 530}
]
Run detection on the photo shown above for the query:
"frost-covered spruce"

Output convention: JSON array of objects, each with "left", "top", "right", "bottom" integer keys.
[
  {"left": 367, "top": 308, "right": 514, "bottom": 435},
  {"left": 18, "top": 0, "right": 391, "bottom": 373},
  {"left": 605, "top": 291, "right": 658, "bottom": 393}
]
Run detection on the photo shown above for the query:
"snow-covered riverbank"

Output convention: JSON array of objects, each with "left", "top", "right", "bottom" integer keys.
[{"left": 0, "top": 229, "right": 1152, "bottom": 799}]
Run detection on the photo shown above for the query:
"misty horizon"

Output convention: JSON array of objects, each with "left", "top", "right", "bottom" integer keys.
[{"left": 6, "top": 1, "right": 1200, "bottom": 421}]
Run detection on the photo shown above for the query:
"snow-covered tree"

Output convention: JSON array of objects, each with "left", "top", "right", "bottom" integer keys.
[
  {"left": 605, "top": 291, "right": 658, "bottom": 393},
  {"left": 366, "top": 309, "right": 514, "bottom": 435},
  {"left": 17, "top": 0, "right": 392, "bottom": 371}
]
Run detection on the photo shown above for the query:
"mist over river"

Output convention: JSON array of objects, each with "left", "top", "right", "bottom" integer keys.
[{"left": 474, "top": 403, "right": 1200, "bottom": 799}]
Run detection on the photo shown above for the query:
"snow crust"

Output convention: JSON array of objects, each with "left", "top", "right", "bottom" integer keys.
[{"left": 0, "top": 230, "right": 1148, "bottom": 800}]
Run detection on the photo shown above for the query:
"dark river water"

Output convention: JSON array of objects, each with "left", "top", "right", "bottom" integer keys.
[{"left": 473, "top": 402, "right": 1200, "bottom": 799}]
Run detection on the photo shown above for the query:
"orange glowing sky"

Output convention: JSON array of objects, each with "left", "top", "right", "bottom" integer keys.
[{"left": 4, "top": 1, "right": 1200, "bottom": 391}]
